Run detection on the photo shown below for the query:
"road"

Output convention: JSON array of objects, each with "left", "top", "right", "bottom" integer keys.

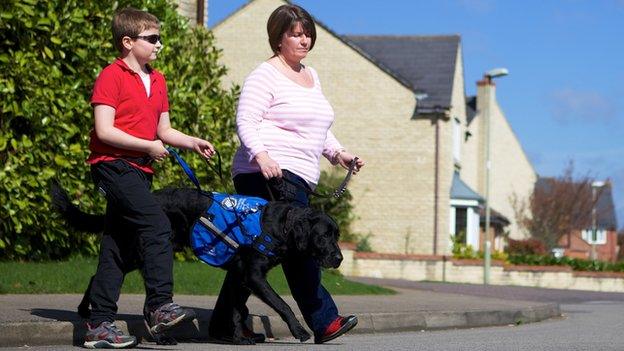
[{"left": 3, "top": 280, "right": 624, "bottom": 350}]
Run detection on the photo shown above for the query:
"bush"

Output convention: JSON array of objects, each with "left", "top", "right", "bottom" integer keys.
[
  {"left": 452, "top": 242, "right": 477, "bottom": 259},
  {"left": 0, "top": 0, "right": 238, "bottom": 260},
  {"left": 506, "top": 238, "right": 547, "bottom": 256},
  {"left": 507, "top": 254, "right": 624, "bottom": 272},
  {"left": 309, "top": 169, "right": 357, "bottom": 242}
]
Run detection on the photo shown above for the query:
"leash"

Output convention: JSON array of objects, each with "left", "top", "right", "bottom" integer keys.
[
  {"left": 167, "top": 147, "right": 231, "bottom": 195},
  {"left": 274, "top": 157, "right": 359, "bottom": 199},
  {"left": 168, "top": 146, "right": 357, "bottom": 200}
]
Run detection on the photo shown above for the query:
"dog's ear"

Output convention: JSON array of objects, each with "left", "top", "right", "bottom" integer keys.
[{"left": 289, "top": 208, "right": 312, "bottom": 251}]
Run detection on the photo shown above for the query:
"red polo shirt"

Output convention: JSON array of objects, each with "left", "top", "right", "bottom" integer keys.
[{"left": 86, "top": 58, "right": 169, "bottom": 173}]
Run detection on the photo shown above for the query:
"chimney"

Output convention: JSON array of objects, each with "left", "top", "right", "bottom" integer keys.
[{"left": 476, "top": 74, "right": 497, "bottom": 114}]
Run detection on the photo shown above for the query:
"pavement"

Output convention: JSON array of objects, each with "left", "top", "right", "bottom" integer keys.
[{"left": 0, "top": 277, "right": 561, "bottom": 347}]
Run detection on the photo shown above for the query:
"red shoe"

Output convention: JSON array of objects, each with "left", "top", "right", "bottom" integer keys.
[{"left": 314, "top": 315, "right": 358, "bottom": 344}]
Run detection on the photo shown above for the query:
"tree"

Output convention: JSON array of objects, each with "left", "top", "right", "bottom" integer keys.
[
  {"left": 618, "top": 228, "right": 624, "bottom": 261},
  {"left": 0, "top": 0, "right": 238, "bottom": 260},
  {"left": 512, "top": 163, "right": 604, "bottom": 251}
]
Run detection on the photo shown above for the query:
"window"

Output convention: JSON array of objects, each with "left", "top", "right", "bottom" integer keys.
[
  {"left": 581, "top": 229, "right": 607, "bottom": 245},
  {"left": 454, "top": 207, "right": 467, "bottom": 244}
]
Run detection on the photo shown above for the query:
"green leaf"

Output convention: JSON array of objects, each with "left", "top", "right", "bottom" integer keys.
[
  {"left": 43, "top": 46, "right": 54, "bottom": 59},
  {"left": 54, "top": 155, "right": 70, "bottom": 167}
]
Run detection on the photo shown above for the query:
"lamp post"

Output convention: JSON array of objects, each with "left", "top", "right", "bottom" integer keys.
[
  {"left": 590, "top": 181, "right": 605, "bottom": 260},
  {"left": 483, "top": 68, "right": 508, "bottom": 285}
]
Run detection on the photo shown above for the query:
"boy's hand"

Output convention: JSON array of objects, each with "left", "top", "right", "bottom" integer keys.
[
  {"left": 192, "top": 138, "right": 215, "bottom": 159},
  {"left": 148, "top": 140, "right": 169, "bottom": 162}
]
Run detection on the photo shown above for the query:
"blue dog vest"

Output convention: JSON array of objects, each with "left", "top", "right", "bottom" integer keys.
[{"left": 190, "top": 193, "right": 276, "bottom": 267}]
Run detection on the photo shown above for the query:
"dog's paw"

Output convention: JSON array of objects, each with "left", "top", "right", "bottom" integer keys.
[{"left": 292, "top": 326, "right": 311, "bottom": 342}]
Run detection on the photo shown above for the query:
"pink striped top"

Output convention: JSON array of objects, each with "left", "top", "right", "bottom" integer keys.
[{"left": 232, "top": 62, "right": 343, "bottom": 186}]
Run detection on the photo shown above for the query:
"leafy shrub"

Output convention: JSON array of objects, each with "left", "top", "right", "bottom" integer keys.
[
  {"left": 0, "top": 0, "right": 238, "bottom": 260},
  {"left": 506, "top": 238, "right": 547, "bottom": 256},
  {"left": 355, "top": 233, "right": 372, "bottom": 252},
  {"left": 507, "top": 254, "right": 562, "bottom": 266},
  {"left": 452, "top": 242, "right": 478, "bottom": 259},
  {"left": 452, "top": 239, "right": 507, "bottom": 261},
  {"left": 309, "top": 169, "right": 356, "bottom": 242},
  {"left": 507, "top": 254, "right": 624, "bottom": 272}
]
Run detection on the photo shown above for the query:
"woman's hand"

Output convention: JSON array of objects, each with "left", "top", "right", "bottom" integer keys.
[
  {"left": 255, "top": 152, "right": 282, "bottom": 179},
  {"left": 335, "top": 150, "right": 365, "bottom": 173},
  {"left": 191, "top": 137, "right": 215, "bottom": 159}
]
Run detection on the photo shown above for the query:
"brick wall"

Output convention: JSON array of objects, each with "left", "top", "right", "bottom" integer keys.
[{"left": 560, "top": 229, "right": 619, "bottom": 262}]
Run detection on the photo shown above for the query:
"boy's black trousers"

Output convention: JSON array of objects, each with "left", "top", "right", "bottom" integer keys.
[{"left": 88, "top": 160, "right": 173, "bottom": 325}]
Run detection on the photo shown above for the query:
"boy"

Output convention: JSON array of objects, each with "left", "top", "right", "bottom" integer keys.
[{"left": 83, "top": 7, "right": 214, "bottom": 349}]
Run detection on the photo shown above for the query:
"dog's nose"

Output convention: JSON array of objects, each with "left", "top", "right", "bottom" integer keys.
[{"left": 331, "top": 252, "right": 343, "bottom": 268}]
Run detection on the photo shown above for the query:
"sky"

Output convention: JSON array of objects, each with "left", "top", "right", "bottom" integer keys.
[{"left": 207, "top": 0, "right": 624, "bottom": 229}]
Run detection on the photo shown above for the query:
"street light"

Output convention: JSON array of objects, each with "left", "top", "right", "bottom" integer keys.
[
  {"left": 590, "top": 181, "right": 606, "bottom": 260},
  {"left": 483, "top": 67, "right": 508, "bottom": 285}
]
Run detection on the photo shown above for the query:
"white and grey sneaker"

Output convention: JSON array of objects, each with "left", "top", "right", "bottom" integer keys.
[
  {"left": 146, "top": 302, "right": 196, "bottom": 334},
  {"left": 83, "top": 321, "right": 137, "bottom": 349}
]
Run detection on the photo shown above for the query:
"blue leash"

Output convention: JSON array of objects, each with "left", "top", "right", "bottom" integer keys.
[{"left": 167, "top": 147, "right": 204, "bottom": 192}]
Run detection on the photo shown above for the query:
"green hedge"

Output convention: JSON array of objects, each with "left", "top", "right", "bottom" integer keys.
[
  {"left": 0, "top": 0, "right": 238, "bottom": 260},
  {"left": 507, "top": 254, "right": 624, "bottom": 272}
]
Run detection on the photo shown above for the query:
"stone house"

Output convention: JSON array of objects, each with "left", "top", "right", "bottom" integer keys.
[
  {"left": 210, "top": 0, "right": 536, "bottom": 255},
  {"left": 175, "top": 0, "right": 207, "bottom": 26}
]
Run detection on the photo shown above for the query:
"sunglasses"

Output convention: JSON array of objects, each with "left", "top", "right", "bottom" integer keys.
[{"left": 132, "top": 34, "right": 162, "bottom": 44}]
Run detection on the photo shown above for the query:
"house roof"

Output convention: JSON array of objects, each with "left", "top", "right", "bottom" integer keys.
[
  {"left": 536, "top": 177, "right": 618, "bottom": 230},
  {"left": 478, "top": 207, "right": 510, "bottom": 227},
  {"left": 451, "top": 172, "right": 484, "bottom": 202},
  {"left": 211, "top": 0, "right": 416, "bottom": 94},
  {"left": 344, "top": 35, "right": 460, "bottom": 111}
]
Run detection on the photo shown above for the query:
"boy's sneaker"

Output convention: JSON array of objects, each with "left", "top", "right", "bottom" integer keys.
[
  {"left": 147, "top": 302, "right": 196, "bottom": 334},
  {"left": 83, "top": 321, "right": 137, "bottom": 349},
  {"left": 314, "top": 315, "right": 358, "bottom": 344}
]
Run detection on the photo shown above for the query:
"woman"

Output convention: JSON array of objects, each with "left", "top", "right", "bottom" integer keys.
[{"left": 209, "top": 4, "right": 364, "bottom": 344}]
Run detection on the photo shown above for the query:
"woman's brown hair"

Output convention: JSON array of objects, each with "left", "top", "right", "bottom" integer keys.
[{"left": 267, "top": 4, "right": 316, "bottom": 54}]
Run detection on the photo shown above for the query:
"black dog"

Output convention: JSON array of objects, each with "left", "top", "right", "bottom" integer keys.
[{"left": 51, "top": 183, "right": 343, "bottom": 344}]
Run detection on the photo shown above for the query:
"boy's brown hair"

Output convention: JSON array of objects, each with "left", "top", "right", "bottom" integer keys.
[{"left": 112, "top": 7, "right": 160, "bottom": 52}]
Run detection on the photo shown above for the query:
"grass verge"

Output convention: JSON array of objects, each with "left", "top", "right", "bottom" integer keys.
[{"left": 0, "top": 257, "right": 395, "bottom": 295}]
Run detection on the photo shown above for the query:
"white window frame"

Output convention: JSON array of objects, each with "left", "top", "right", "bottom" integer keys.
[
  {"left": 450, "top": 200, "right": 480, "bottom": 250},
  {"left": 581, "top": 229, "right": 607, "bottom": 245}
]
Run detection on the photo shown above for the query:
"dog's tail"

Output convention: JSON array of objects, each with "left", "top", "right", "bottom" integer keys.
[{"left": 50, "top": 180, "right": 105, "bottom": 233}]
